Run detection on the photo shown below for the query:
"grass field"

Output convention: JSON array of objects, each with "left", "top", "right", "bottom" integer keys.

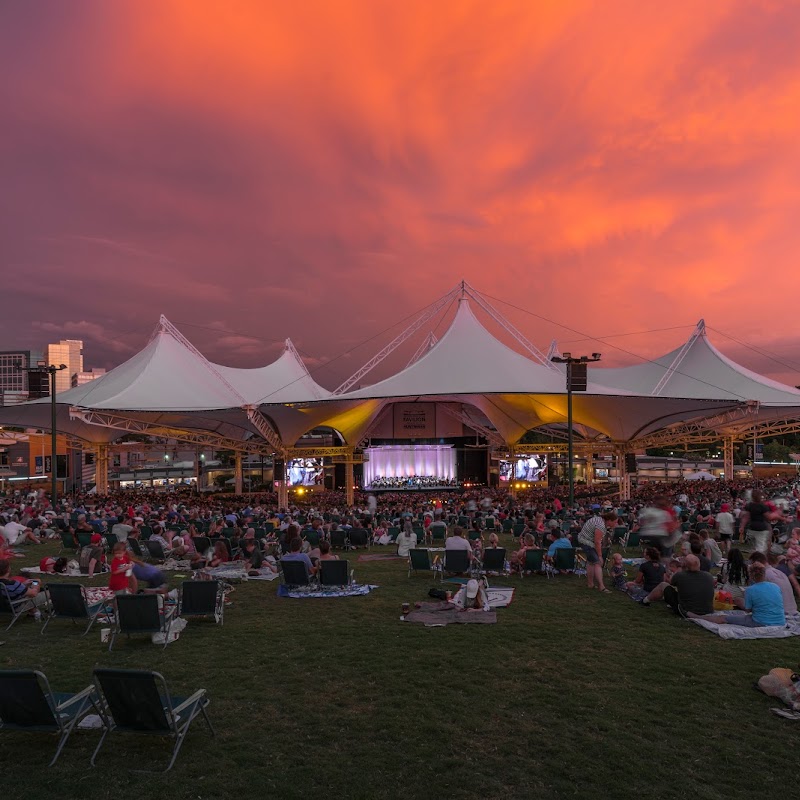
[{"left": 1, "top": 536, "right": 797, "bottom": 800}]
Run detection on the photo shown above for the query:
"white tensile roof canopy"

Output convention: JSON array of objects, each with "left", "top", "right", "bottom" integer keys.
[{"left": 1, "top": 293, "right": 799, "bottom": 450}]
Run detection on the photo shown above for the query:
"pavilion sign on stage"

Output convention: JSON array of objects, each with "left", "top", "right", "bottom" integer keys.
[{"left": 366, "top": 403, "right": 464, "bottom": 439}]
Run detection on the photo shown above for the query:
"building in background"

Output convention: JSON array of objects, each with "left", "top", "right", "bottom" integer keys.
[
  {"left": 45, "top": 339, "right": 83, "bottom": 393},
  {"left": 72, "top": 368, "right": 106, "bottom": 387},
  {"left": 0, "top": 349, "right": 49, "bottom": 405}
]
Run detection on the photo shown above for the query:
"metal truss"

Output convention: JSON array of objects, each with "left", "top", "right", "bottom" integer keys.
[
  {"left": 631, "top": 403, "right": 759, "bottom": 449},
  {"left": 461, "top": 280, "right": 556, "bottom": 369},
  {"left": 286, "top": 446, "right": 364, "bottom": 463},
  {"left": 438, "top": 404, "right": 506, "bottom": 447},
  {"left": 69, "top": 408, "right": 268, "bottom": 455},
  {"left": 357, "top": 404, "right": 393, "bottom": 449},
  {"left": 334, "top": 284, "right": 462, "bottom": 394},
  {"left": 652, "top": 319, "right": 705, "bottom": 396},
  {"left": 406, "top": 332, "right": 438, "bottom": 368}
]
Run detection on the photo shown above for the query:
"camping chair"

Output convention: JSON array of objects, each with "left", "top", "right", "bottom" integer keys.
[
  {"left": 468, "top": 528, "right": 482, "bottom": 541},
  {"left": 109, "top": 594, "right": 176, "bottom": 652},
  {"left": 76, "top": 531, "right": 93, "bottom": 549},
  {"left": 303, "top": 529, "right": 321, "bottom": 548},
  {"left": 348, "top": 529, "right": 369, "bottom": 549},
  {"left": 127, "top": 538, "right": 145, "bottom": 559},
  {"left": 91, "top": 668, "right": 214, "bottom": 772},
  {"left": 552, "top": 547, "right": 577, "bottom": 573},
  {"left": 387, "top": 527, "right": 400, "bottom": 542},
  {"left": 512, "top": 523, "right": 525, "bottom": 538},
  {"left": 521, "top": 548, "right": 544, "bottom": 576},
  {"left": 442, "top": 549, "right": 472, "bottom": 578},
  {"left": 192, "top": 536, "right": 212, "bottom": 560},
  {"left": 145, "top": 540, "right": 168, "bottom": 562},
  {"left": 408, "top": 548, "right": 438, "bottom": 578},
  {"left": 481, "top": 547, "right": 507, "bottom": 575},
  {"left": 485, "top": 518, "right": 496, "bottom": 531},
  {"left": 41, "top": 584, "right": 107, "bottom": 636},
  {"left": 103, "top": 532, "right": 119, "bottom": 549},
  {"left": 502, "top": 518, "right": 513, "bottom": 532},
  {"left": 59, "top": 530, "right": 79, "bottom": 553},
  {"left": 179, "top": 580, "right": 224, "bottom": 625},
  {"left": 0, "top": 670, "right": 101, "bottom": 766},
  {"left": 428, "top": 525, "right": 446, "bottom": 545},
  {"left": 0, "top": 581, "right": 36, "bottom": 631},
  {"left": 139, "top": 525, "right": 154, "bottom": 540},
  {"left": 624, "top": 531, "right": 640, "bottom": 549},
  {"left": 280, "top": 559, "right": 313, "bottom": 588},
  {"left": 329, "top": 530, "right": 348, "bottom": 550},
  {"left": 612, "top": 525, "right": 628, "bottom": 545},
  {"left": 319, "top": 559, "right": 351, "bottom": 587}
]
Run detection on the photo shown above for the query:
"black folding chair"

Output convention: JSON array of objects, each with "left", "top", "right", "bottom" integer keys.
[
  {"left": 280, "top": 559, "right": 313, "bottom": 588},
  {"left": 145, "top": 540, "right": 168, "bottom": 562},
  {"left": 127, "top": 538, "right": 145, "bottom": 558},
  {"left": 0, "top": 581, "right": 36, "bottom": 631},
  {"left": 91, "top": 668, "right": 214, "bottom": 772},
  {"left": 0, "top": 669, "right": 100, "bottom": 766},
  {"left": 109, "top": 594, "right": 176, "bottom": 652},
  {"left": 408, "top": 548, "right": 438, "bottom": 578},
  {"left": 319, "top": 559, "right": 350, "bottom": 587},
  {"left": 193, "top": 537, "right": 212, "bottom": 558},
  {"left": 59, "top": 530, "right": 79, "bottom": 553},
  {"left": 347, "top": 529, "right": 369, "bottom": 549},
  {"left": 329, "top": 530, "right": 348, "bottom": 550},
  {"left": 481, "top": 547, "right": 507, "bottom": 574},
  {"left": 41, "top": 583, "right": 108, "bottom": 636},
  {"left": 442, "top": 549, "right": 472, "bottom": 578},
  {"left": 179, "top": 580, "right": 223, "bottom": 625}
]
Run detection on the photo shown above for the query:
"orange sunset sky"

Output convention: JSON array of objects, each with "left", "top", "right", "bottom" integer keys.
[{"left": 2, "top": 1, "right": 800, "bottom": 387}]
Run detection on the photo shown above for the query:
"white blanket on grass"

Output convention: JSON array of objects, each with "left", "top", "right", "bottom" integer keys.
[{"left": 691, "top": 612, "right": 800, "bottom": 640}]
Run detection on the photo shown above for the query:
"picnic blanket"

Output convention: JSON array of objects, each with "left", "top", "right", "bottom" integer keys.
[
  {"left": 690, "top": 611, "right": 800, "bottom": 640},
  {"left": 357, "top": 554, "right": 406, "bottom": 562},
  {"left": 206, "top": 564, "right": 279, "bottom": 582},
  {"left": 404, "top": 601, "right": 497, "bottom": 625},
  {"left": 277, "top": 583, "right": 378, "bottom": 599}
]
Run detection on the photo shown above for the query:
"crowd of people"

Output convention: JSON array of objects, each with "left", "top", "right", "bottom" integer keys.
[
  {"left": 2, "top": 475, "right": 799, "bottom": 626},
  {"left": 367, "top": 475, "right": 460, "bottom": 489}
]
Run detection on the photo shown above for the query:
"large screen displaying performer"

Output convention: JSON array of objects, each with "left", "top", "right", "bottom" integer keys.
[
  {"left": 499, "top": 454, "right": 548, "bottom": 483},
  {"left": 286, "top": 458, "right": 324, "bottom": 487}
]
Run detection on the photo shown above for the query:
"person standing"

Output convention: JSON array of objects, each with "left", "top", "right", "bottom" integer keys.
[
  {"left": 715, "top": 503, "right": 735, "bottom": 555},
  {"left": 577, "top": 511, "right": 617, "bottom": 593},
  {"left": 738, "top": 490, "right": 779, "bottom": 555}
]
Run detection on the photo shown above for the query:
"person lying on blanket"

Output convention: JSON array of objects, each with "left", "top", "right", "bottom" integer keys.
[
  {"left": 453, "top": 578, "right": 490, "bottom": 612},
  {"left": 686, "top": 563, "right": 785, "bottom": 627}
]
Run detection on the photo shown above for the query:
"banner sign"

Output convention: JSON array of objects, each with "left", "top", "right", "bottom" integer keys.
[{"left": 393, "top": 403, "right": 436, "bottom": 438}]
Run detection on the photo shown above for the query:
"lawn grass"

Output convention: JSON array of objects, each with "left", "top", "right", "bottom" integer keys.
[{"left": 1, "top": 536, "right": 797, "bottom": 800}]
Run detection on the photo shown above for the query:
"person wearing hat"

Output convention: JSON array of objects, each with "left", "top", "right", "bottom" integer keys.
[
  {"left": 79, "top": 533, "right": 106, "bottom": 577},
  {"left": 715, "top": 503, "right": 735, "bottom": 555},
  {"left": 458, "top": 578, "right": 490, "bottom": 612}
]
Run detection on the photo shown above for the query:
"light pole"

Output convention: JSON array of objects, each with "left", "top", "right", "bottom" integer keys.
[
  {"left": 550, "top": 352, "right": 601, "bottom": 509},
  {"left": 20, "top": 361, "right": 67, "bottom": 508}
]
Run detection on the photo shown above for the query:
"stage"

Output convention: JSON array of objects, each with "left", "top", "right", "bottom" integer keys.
[{"left": 363, "top": 444, "right": 458, "bottom": 491}]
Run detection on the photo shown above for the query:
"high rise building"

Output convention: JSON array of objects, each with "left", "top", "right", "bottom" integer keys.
[
  {"left": 72, "top": 368, "right": 106, "bottom": 387},
  {"left": 45, "top": 339, "right": 83, "bottom": 393},
  {"left": 0, "top": 350, "right": 48, "bottom": 405}
]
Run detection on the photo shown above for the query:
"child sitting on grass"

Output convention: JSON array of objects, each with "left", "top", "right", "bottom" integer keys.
[{"left": 609, "top": 552, "right": 627, "bottom": 591}]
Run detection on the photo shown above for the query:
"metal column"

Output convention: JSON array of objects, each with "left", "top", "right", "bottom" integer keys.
[
  {"left": 234, "top": 452, "right": 243, "bottom": 495},
  {"left": 96, "top": 444, "right": 109, "bottom": 494},
  {"left": 723, "top": 437, "right": 734, "bottom": 480}
]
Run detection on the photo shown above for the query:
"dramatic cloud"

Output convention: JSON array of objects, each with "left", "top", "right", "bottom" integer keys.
[{"left": 1, "top": 1, "right": 799, "bottom": 388}]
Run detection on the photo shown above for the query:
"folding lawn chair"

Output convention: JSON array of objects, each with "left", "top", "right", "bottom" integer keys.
[
  {"left": 41, "top": 583, "right": 108, "bottom": 636},
  {"left": 139, "top": 525, "right": 154, "bottom": 540},
  {"left": 319, "top": 559, "right": 351, "bottom": 587},
  {"left": 348, "top": 528, "right": 369, "bottom": 549},
  {"left": 521, "top": 548, "right": 544, "bottom": 577},
  {"left": 127, "top": 538, "right": 145, "bottom": 559},
  {"left": 552, "top": 547, "right": 577, "bottom": 573},
  {"left": 76, "top": 532, "right": 93, "bottom": 549},
  {"left": 329, "top": 530, "right": 348, "bottom": 550},
  {"left": 442, "top": 549, "right": 472, "bottom": 579},
  {"left": 408, "top": 548, "right": 438, "bottom": 578},
  {"left": 109, "top": 594, "right": 176, "bottom": 652},
  {"left": 145, "top": 540, "right": 168, "bottom": 562},
  {"left": 0, "top": 669, "right": 101, "bottom": 766},
  {"left": 280, "top": 559, "right": 313, "bottom": 588},
  {"left": 103, "top": 532, "right": 119, "bottom": 549},
  {"left": 0, "top": 581, "right": 36, "bottom": 631},
  {"left": 91, "top": 668, "right": 214, "bottom": 772},
  {"left": 481, "top": 547, "right": 507, "bottom": 574},
  {"left": 179, "top": 580, "right": 224, "bottom": 625},
  {"left": 193, "top": 536, "right": 212, "bottom": 558},
  {"left": 387, "top": 526, "right": 400, "bottom": 542},
  {"left": 59, "top": 530, "right": 79, "bottom": 553}
]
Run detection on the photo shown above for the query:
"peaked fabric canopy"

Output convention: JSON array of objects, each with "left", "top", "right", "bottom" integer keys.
[{"left": 598, "top": 324, "right": 800, "bottom": 406}]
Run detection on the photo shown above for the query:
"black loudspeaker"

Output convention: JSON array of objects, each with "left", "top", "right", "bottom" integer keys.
[
  {"left": 568, "top": 362, "right": 588, "bottom": 391},
  {"left": 624, "top": 454, "right": 637, "bottom": 473},
  {"left": 273, "top": 459, "right": 285, "bottom": 480}
]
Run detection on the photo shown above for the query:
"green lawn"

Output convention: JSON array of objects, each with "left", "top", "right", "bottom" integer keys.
[{"left": 1, "top": 538, "right": 796, "bottom": 800}]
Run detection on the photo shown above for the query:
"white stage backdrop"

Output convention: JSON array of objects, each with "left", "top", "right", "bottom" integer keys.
[{"left": 364, "top": 445, "right": 455, "bottom": 485}]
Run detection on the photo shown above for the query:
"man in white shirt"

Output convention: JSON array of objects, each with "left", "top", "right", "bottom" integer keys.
[
  {"left": 2, "top": 517, "right": 40, "bottom": 545},
  {"left": 111, "top": 515, "right": 135, "bottom": 543},
  {"left": 445, "top": 527, "right": 473, "bottom": 560}
]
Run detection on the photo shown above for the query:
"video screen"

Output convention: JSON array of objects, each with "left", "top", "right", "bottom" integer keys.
[
  {"left": 499, "top": 454, "right": 548, "bottom": 483},
  {"left": 286, "top": 458, "right": 324, "bottom": 487}
]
